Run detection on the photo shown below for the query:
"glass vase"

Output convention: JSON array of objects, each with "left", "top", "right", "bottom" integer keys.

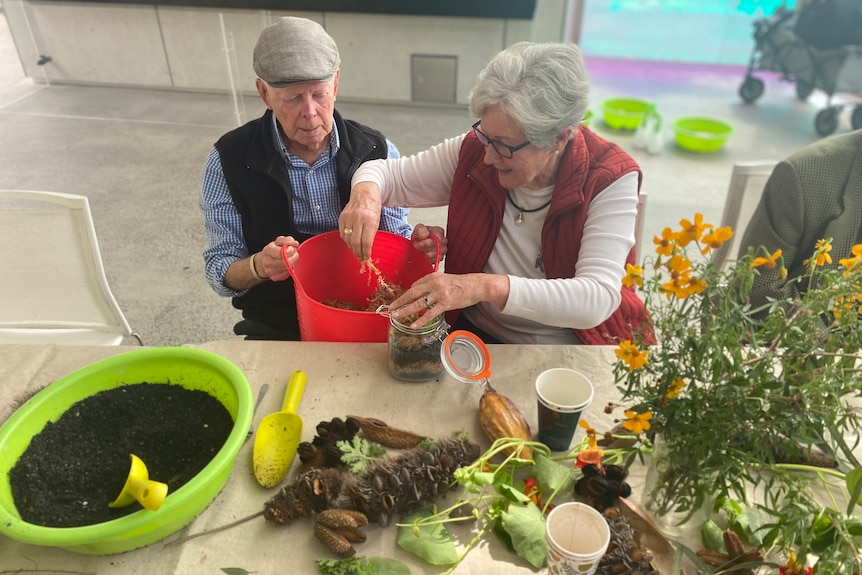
[{"left": 642, "top": 435, "right": 713, "bottom": 538}]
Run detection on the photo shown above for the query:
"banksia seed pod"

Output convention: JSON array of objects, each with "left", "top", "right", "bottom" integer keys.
[
  {"left": 478, "top": 388, "right": 533, "bottom": 460},
  {"left": 341, "top": 434, "right": 481, "bottom": 527},
  {"left": 262, "top": 467, "right": 343, "bottom": 526},
  {"left": 314, "top": 509, "right": 369, "bottom": 557},
  {"left": 347, "top": 415, "right": 427, "bottom": 449},
  {"left": 697, "top": 548, "right": 731, "bottom": 567},
  {"left": 723, "top": 529, "right": 745, "bottom": 559}
]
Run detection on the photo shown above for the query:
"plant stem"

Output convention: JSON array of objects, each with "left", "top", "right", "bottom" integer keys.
[
  {"left": 773, "top": 463, "right": 846, "bottom": 481},
  {"left": 435, "top": 518, "right": 495, "bottom": 575}
]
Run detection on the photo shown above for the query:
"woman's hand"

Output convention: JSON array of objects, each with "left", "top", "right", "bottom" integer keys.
[
  {"left": 261, "top": 235, "right": 299, "bottom": 282},
  {"left": 339, "top": 182, "right": 383, "bottom": 260},
  {"left": 411, "top": 223, "right": 448, "bottom": 266},
  {"left": 389, "top": 272, "right": 510, "bottom": 330}
]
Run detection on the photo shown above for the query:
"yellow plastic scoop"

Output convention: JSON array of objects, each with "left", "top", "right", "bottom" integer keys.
[
  {"left": 108, "top": 454, "right": 168, "bottom": 511},
  {"left": 253, "top": 370, "right": 306, "bottom": 488}
]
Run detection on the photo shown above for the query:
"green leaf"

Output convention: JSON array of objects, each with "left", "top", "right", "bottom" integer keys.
[
  {"left": 221, "top": 569, "right": 250, "bottom": 575},
  {"left": 501, "top": 503, "right": 547, "bottom": 568},
  {"left": 338, "top": 437, "right": 385, "bottom": 474},
  {"left": 534, "top": 451, "right": 575, "bottom": 494},
  {"left": 397, "top": 510, "right": 458, "bottom": 566},
  {"left": 316, "top": 556, "right": 410, "bottom": 575},
  {"left": 365, "top": 557, "right": 412, "bottom": 575},
  {"left": 846, "top": 467, "right": 862, "bottom": 510},
  {"left": 701, "top": 519, "right": 725, "bottom": 552},
  {"left": 497, "top": 482, "right": 531, "bottom": 503}
]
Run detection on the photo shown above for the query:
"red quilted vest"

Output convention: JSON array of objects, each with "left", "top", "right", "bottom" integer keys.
[{"left": 444, "top": 126, "right": 655, "bottom": 345}]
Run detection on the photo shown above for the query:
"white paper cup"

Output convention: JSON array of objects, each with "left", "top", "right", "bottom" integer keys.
[
  {"left": 545, "top": 502, "right": 610, "bottom": 575},
  {"left": 535, "top": 368, "right": 594, "bottom": 451}
]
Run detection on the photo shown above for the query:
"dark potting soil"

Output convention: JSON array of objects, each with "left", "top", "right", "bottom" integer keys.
[{"left": 9, "top": 383, "right": 234, "bottom": 528}]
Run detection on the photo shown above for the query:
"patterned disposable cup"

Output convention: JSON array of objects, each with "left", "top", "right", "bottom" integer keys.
[
  {"left": 545, "top": 502, "right": 610, "bottom": 575},
  {"left": 535, "top": 368, "right": 594, "bottom": 452}
]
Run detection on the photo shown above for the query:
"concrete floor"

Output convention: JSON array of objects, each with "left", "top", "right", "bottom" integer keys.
[{"left": 1, "top": 13, "right": 858, "bottom": 347}]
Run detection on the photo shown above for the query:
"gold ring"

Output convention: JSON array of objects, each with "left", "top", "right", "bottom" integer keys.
[{"left": 343, "top": 227, "right": 353, "bottom": 235}]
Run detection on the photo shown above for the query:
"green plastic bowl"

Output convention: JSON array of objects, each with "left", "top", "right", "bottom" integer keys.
[
  {"left": 600, "top": 97, "right": 651, "bottom": 130},
  {"left": 672, "top": 117, "right": 734, "bottom": 153},
  {"left": 0, "top": 347, "right": 253, "bottom": 555},
  {"left": 581, "top": 109, "right": 594, "bottom": 126}
]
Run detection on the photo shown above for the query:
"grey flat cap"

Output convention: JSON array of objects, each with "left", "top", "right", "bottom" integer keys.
[{"left": 253, "top": 17, "right": 340, "bottom": 87}]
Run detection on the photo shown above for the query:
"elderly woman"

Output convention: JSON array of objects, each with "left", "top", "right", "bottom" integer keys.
[{"left": 338, "top": 42, "right": 652, "bottom": 345}]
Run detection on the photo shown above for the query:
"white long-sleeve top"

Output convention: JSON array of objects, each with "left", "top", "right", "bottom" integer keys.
[{"left": 352, "top": 133, "right": 638, "bottom": 344}]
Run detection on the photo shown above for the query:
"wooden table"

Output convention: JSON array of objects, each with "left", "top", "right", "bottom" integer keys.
[{"left": 0, "top": 341, "right": 653, "bottom": 574}]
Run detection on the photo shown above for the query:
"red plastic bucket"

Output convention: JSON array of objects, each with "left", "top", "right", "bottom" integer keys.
[{"left": 283, "top": 231, "right": 439, "bottom": 342}]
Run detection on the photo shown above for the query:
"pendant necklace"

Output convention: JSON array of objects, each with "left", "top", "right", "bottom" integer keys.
[{"left": 506, "top": 189, "right": 553, "bottom": 226}]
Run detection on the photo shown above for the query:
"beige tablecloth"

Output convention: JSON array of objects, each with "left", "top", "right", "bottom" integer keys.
[{"left": 0, "top": 341, "right": 652, "bottom": 574}]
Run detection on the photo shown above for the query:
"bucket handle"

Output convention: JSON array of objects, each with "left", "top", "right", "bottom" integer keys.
[
  {"left": 429, "top": 233, "right": 442, "bottom": 272},
  {"left": 281, "top": 244, "right": 305, "bottom": 296}
]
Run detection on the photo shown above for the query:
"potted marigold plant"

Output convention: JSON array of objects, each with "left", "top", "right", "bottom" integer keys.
[{"left": 608, "top": 213, "right": 862, "bottom": 574}]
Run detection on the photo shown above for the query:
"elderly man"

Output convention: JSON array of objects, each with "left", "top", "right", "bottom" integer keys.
[
  {"left": 739, "top": 129, "right": 862, "bottom": 312},
  {"left": 200, "top": 17, "right": 411, "bottom": 340}
]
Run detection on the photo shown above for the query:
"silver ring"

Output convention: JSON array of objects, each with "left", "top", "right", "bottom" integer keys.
[
  {"left": 423, "top": 296, "right": 432, "bottom": 308},
  {"left": 343, "top": 227, "right": 353, "bottom": 235}
]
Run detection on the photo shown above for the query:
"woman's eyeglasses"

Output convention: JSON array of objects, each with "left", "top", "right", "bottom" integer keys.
[{"left": 471, "top": 121, "right": 530, "bottom": 159}]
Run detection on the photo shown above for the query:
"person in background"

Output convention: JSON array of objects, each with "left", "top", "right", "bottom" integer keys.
[
  {"left": 739, "top": 129, "right": 862, "bottom": 312},
  {"left": 339, "top": 42, "right": 653, "bottom": 345},
  {"left": 199, "top": 17, "right": 412, "bottom": 340}
]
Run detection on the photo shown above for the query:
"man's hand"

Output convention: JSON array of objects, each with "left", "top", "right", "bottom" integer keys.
[{"left": 260, "top": 235, "right": 299, "bottom": 282}]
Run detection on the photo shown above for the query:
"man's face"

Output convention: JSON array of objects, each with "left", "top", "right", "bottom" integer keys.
[{"left": 257, "top": 72, "right": 339, "bottom": 154}]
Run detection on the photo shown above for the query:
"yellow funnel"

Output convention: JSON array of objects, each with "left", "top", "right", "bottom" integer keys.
[{"left": 109, "top": 454, "right": 168, "bottom": 511}]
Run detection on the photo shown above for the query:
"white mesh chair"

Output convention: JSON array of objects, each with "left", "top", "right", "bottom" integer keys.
[
  {"left": 712, "top": 161, "right": 778, "bottom": 271},
  {"left": 0, "top": 190, "right": 142, "bottom": 345}
]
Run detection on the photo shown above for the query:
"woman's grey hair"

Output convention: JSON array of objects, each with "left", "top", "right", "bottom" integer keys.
[{"left": 469, "top": 42, "right": 589, "bottom": 149}]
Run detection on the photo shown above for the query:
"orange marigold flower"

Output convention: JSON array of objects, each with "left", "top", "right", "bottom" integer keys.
[
  {"left": 700, "top": 226, "right": 733, "bottom": 254},
  {"left": 752, "top": 249, "right": 782, "bottom": 269},
  {"left": 665, "top": 377, "right": 686, "bottom": 399},
  {"left": 682, "top": 276, "right": 707, "bottom": 297},
  {"left": 653, "top": 227, "right": 677, "bottom": 256},
  {"left": 615, "top": 340, "right": 649, "bottom": 371},
  {"left": 840, "top": 244, "right": 862, "bottom": 270},
  {"left": 667, "top": 254, "right": 693, "bottom": 278},
  {"left": 622, "top": 263, "right": 644, "bottom": 287},
  {"left": 677, "top": 213, "right": 712, "bottom": 247},
  {"left": 622, "top": 410, "right": 652, "bottom": 435},
  {"left": 814, "top": 239, "right": 832, "bottom": 266}
]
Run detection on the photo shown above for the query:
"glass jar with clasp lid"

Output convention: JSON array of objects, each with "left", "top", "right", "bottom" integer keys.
[{"left": 377, "top": 305, "right": 449, "bottom": 382}]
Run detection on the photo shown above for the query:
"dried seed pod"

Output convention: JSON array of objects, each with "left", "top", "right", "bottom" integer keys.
[
  {"left": 723, "top": 529, "right": 745, "bottom": 559},
  {"left": 316, "top": 509, "right": 368, "bottom": 529},
  {"left": 348, "top": 415, "right": 427, "bottom": 449},
  {"left": 478, "top": 388, "right": 533, "bottom": 460},
  {"left": 263, "top": 467, "right": 343, "bottom": 526},
  {"left": 313, "top": 509, "right": 370, "bottom": 557},
  {"left": 342, "top": 434, "right": 481, "bottom": 526}
]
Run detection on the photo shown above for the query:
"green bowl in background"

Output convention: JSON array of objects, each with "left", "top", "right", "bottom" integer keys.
[
  {"left": 600, "top": 97, "right": 651, "bottom": 130},
  {"left": 672, "top": 116, "right": 734, "bottom": 153},
  {"left": 0, "top": 347, "right": 253, "bottom": 555},
  {"left": 581, "top": 109, "right": 594, "bottom": 126}
]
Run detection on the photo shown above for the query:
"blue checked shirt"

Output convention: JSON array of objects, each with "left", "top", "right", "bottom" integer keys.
[{"left": 200, "top": 113, "right": 411, "bottom": 297}]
